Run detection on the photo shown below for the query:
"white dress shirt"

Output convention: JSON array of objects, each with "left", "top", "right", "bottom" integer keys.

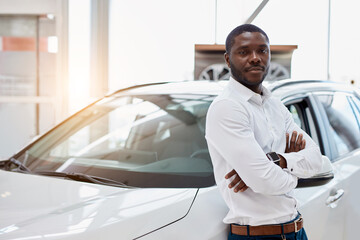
[{"left": 205, "top": 77, "right": 322, "bottom": 226}]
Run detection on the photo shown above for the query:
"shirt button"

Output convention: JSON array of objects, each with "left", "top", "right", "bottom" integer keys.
[{"left": 291, "top": 168, "right": 293, "bottom": 172}]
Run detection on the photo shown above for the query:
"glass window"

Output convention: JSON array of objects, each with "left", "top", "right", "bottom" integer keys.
[
  {"left": 16, "top": 94, "right": 214, "bottom": 188},
  {"left": 318, "top": 93, "right": 360, "bottom": 159},
  {"left": 348, "top": 96, "right": 360, "bottom": 128},
  {"left": 286, "top": 100, "right": 321, "bottom": 150},
  {"left": 0, "top": 15, "right": 57, "bottom": 159},
  {"left": 288, "top": 104, "right": 305, "bottom": 130}
]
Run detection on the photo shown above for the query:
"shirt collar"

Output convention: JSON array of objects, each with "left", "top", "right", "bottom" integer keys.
[{"left": 228, "top": 77, "right": 271, "bottom": 105}]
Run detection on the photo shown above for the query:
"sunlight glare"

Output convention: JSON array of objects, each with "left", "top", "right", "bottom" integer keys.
[{"left": 68, "top": 0, "right": 91, "bottom": 114}]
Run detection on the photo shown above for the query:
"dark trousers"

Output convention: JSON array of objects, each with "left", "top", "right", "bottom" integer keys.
[{"left": 228, "top": 215, "right": 308, "bottom": 240}]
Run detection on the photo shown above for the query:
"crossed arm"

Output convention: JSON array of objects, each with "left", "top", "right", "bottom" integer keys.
[{"left": 225, "top": 131, "right": 306, "bottom": 193}]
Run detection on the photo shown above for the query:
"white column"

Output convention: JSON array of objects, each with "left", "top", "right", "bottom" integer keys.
[{"left": 90, "top": 0, "right": 109, "bottom": 99}]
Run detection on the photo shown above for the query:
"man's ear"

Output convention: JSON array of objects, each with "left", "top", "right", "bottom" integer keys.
[{"left": 224, "top": 52, "right": 231, "bottom": 68}]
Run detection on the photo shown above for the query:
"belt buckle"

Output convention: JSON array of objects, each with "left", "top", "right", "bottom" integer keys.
[{"left": 294, "top": 216, "right": 302, "bottom": 233}]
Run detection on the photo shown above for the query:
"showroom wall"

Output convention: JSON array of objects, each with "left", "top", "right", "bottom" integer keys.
[
  {"left": 0, "top": 16, "right": 55, "bottom": 158},
  {"left": 106, "top": 0, "right": 360, "bottom": 89},
  {"left": 107, "top": 0, "right": 330, "bottom": 92},
  {"left": 108, "top": 0, "right": 216, "bottom": 90},
  {"left": 0, "top": 0, "right": 66, "bottom": 159},
  {"left": 1, "top": 0, "right": 360, "bottom": 158}
]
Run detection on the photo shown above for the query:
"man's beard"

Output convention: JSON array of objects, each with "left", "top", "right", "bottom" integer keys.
[{"left": 229, "top": 61, "right": 269, "bottom": 86}]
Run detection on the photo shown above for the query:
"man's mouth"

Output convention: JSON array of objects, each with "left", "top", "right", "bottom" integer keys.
[{"left": 246, "top": 66, "right": 264, "bottom": 72}]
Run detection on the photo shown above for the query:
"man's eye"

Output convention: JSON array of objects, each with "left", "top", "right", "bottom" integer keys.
[
  {"left": 238, "top": 50, "right": 247, "bottom": 55},
  {"left": 260, "top": 49, "right": 268, "bottom": 54}
]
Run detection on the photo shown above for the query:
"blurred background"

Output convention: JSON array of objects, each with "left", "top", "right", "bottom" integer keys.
[{"left": 0, "top": 0, "right": 359, "bottom": 158}]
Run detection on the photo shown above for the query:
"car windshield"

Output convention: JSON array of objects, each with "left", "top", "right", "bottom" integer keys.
[{"left": 15, "top": 93, "right": 215, "bottom": 188}]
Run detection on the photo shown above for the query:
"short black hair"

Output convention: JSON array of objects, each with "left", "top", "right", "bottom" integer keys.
[{"left": 225, "top": 24, "right": 269, "bottom": 53}]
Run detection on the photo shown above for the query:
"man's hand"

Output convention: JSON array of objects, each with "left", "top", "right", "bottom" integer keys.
[
  {"left": 278, "top": 131, "right": 306, "bottom": 168},
  {"left": 285, "top": 131, "right": 306, "bottom": 153},
  {"left": 225, "top": 169, "right": 248, "bottom": 193},
  {"left": 225, "top": 131, "right": 306, "bottom": 192}
]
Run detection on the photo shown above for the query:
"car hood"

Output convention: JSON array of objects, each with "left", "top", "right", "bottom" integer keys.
[{"left": 0, "top": 170, "right": 198, "bottom": 240}]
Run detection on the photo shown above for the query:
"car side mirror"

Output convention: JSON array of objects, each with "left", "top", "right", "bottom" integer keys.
[{"left": 296, "top": 155, "right": 334, "bottom": 188}]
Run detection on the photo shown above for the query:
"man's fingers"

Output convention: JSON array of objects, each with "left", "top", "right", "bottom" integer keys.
[
  {"left": 234, "top": 182, "right": 242, "bottom": 192},
  {"left": 286, "top": 131, "right": 306, "bottom": 152},
  {"left": 234, "top": 180, "right": 248, "bottom": 193},
  {"left": 225, "top": 169, "right": 237, "bottom": 179},
  {"left": 290, "top": 131, "right": 297, "bottom": 151},
  {"left": 301, "top": 139, "right": 306, "bottom": 150},
  {"left": 225, "top": 169, "right": 248, "bottom": 192},
  {"left": 228, "top": 175, "right": 241, "bottom": 188},
  {"left": 240, "top": 186, "right": 249, "bottom": 192},
  {"left": 285, "top": 133, "right": 290, "bottom": 153},
  {"left": 295, "top": 133, "right": 303, "bottom": 151}
]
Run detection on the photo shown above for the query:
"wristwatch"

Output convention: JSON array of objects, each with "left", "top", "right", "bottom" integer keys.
[{"left": 266, "top": 152, "right": 281, "bottom": 166}]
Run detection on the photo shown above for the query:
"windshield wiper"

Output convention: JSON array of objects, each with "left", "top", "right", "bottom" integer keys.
[
  {"left": 2, "top": 160, "right": 130, "bottom": 188},
  {"left": 34, "top": 171, "right": 132, "bottom": 188},
  {"left": 4, "top": 158, "right": 32, "bottom": 173}
]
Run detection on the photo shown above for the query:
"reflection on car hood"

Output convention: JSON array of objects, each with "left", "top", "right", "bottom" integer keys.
[{"left": 0, "top": 170, "right": 197, "bottom": 239}]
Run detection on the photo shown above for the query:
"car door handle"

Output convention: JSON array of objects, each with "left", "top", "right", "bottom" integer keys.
[{"left": 326, "top": 189, "right": 344, "bottom": 208}]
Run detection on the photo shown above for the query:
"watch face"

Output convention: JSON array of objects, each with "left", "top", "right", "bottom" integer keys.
[{"left": 267, "top": 152, "right": 280, "bottom": 161}]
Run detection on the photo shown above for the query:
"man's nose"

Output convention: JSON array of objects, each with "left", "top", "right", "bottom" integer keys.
[{"left": 249, "top": 51, "right": 261, "bottom": 64}]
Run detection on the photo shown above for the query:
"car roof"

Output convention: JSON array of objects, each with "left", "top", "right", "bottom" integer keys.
[
  {"left": 268, "top": 79, "right": 359, "bottom": 98},
  {"left": 108, "top": 79, "right": 359, "bottom": 98},
  {"left": 110, "top": 80, "right": 227, "bottom": 96}
]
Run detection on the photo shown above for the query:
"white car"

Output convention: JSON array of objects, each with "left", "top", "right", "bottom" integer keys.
[{"left": 0, "top": 79, "right": 358, "bottom": 240}]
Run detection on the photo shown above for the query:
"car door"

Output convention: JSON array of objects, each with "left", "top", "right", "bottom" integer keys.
[
  {"left": 312, "top": 91, "right": 360, "bottom": 240},
  {"left": 282, "top": 93, "right": 346, "bottom": 240}
]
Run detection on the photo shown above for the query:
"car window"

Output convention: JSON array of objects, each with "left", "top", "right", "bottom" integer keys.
[
  {"left": 288, "top": 105, "right": 304, "bottom": 129},
  {"left": 348, "top": 96, "right": 360, "bottom": 128},
  {"left": 16, "top": 94, "right": 215, "bottom": 188},
  {"left": 286, "top": 99, "right": 321, "bottom": 152},
  {"left": 317, "top": 93, "right": 360, "bottom": 159}
]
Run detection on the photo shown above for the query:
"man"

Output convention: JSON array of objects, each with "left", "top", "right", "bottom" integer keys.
[{"left": 205, "top": 24, "right": 322, "bottom": 240}]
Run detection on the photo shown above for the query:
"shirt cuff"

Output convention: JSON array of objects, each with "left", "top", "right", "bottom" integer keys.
[{"left": 280, "top": 152, "right": 306, "bottom": 177}]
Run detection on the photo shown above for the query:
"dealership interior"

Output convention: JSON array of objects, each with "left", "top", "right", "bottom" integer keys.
[
  {"left": 0, "top": 0, "right": 358, "bottom": 158},
  {"left": 2, "top": 0, "right": 360, "bottom": 239}
]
